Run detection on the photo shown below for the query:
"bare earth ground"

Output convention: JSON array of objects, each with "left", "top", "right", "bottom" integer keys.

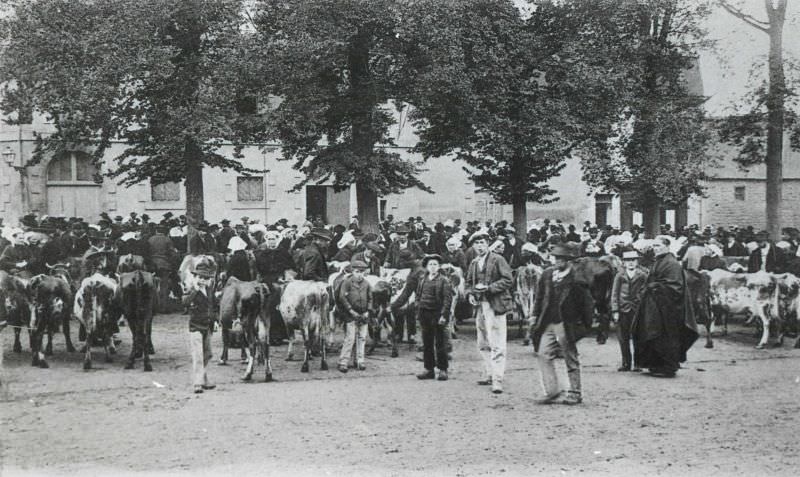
[{"left": 1, "top": 314, "right": 799, "bottom": 477}]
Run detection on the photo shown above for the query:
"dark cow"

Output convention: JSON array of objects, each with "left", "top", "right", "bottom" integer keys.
[
  {"left": 685, "top": 269, "right": 713, "bottom": 348},
  {"left": 74, "top": 273, "right": 118, "bottom": 369},
  {"left": 219, "top": 277, "right": 272, "bottom": 381},
  {"left": 1, "top": 271, "right": 34, "bottom": 355},
  {"left": 28, "top": 274, "right": 75, "bottom": 368},
  {"left": 117, "top": 270, "right": 157, "bottom": 371},
  {"left": 365, "top": 275, "right": 398, "bottom": 358},
  {"left": 572, "top": 255, "right": 620, "bottom": 344}
]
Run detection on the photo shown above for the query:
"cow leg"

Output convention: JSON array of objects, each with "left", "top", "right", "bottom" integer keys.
[
  {"left": 320, "top": 328, "right": 328, "bottom": 371},
  {"left": 13, "top": 327, "right": 22, "bottom": 353},
  {"left": 45, "top": 331, "right": 53, "bottom": 356},
  {"left": 83, "top": 329, "right": 93, "bottom": 370},
  {"left": 62, "top": 315, "right": 76, "bottom": 352},
  {"left": 285, "top": 328, "right": 296, "bottom": 361},
  {"left": 219, "top": 328, "right": 229, "bottom": 365},
  {"left": 31, "top": 328, "right": 47, "bottom": 368},
  {"left": 756, "top": 316, "right": 770, "bottom": 349},
  {"left": 241, "top": 336, "right": 254, "bottom": 382},
  {"left": 388, "top": 311, "right": 399, "bottom": 358},
  {"left": 103, "top": 331, "right": 114, "bottom": 363},
  {"left": 142, "top": 315, "right": 153, "bottom": 372},
  {"left": 258, "top": 318, "right": 273, "bottom": 382},
  {"left": 79, "top": 322, "right": 86, "bottom": 342},
  {"left": 704, "top": 319, "right": 714, "bottom": 349},
  {"left": 125, "top": 320, "right": 138, "bottom": 369},
  {"left": 146, "top": 317, "right": 155, "bottom": 355},
  {"left": 300, "top": 329, "right": 310, "bottom": 373}
]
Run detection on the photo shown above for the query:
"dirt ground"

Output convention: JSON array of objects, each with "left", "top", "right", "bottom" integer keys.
[{"left": 1, "top": 314, "right": 799, "bottom": 477}]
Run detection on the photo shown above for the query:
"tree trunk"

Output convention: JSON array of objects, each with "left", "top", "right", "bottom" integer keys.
[
  {"left": 512, "top": 194, "right": 527, "bottom": 241},
  {"left": 356, "top": 183, "right": 379, "bottom": 234},
  {"left": 765, "top": 0, "right": 786, "bottom": 240},
  {"left": 184, "top": 142, "right": 204, "bottom": 254},
  {"left": 642, "top": 201, "right": 660, "bottom": 239}
]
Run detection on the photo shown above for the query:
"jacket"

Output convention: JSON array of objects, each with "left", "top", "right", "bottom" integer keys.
[
  {"left": 148, "top": 234, "right": 178, "bottom": 271},
  {"left": 531, "top": 267, "right": 594, "bottom": 351},
  {"left": 383, "top": 240, "right": 423, "bottom": 268},
  {"left": 748, "top": 244, "right": 779, "bottom": 273},
  {"left": 299, "top": 243, "right": 328, "bottom": 282},
  {"left": 611, "top": 268, "right": 648, "bottom": 314},
  {"left": 465, "top": 252, "right": 514, "bottom": 314},
  {"left": 414, "top": 273, "right": 453, "bottom": 322},
  {"left": 338, "top": 275, "right": 372, "bottom": 323},
  {"left": 255, "top": 247, "right": 296, "bottom": 283},
  {"left": 183, "top": 288, "right": 216, "bottom": 332}
]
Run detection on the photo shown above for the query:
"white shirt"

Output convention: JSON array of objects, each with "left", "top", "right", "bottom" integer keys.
[
  {"left": 760, "top": 245, "right": 770, "bottom": 271},
  {"left": 553, "top": 266, "right": 571, "bottom": 283},
  {"left": 477, "top": 253, "right": 488, "bottom": 271}
]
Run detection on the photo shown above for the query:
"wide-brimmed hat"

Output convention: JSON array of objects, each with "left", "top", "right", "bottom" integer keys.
[
  {"left": 310, "top": 227, "right": 333, "bottom": 241},
  {"left": 422, "top": 254, "right": 443, "bottom": 267},
  {"left": 622, "top": 250, "right": 639, "bottom": 260},
  {"left": 193, "top": 263, "right": 215, "bottom": 278},
  {"left": 551, "top": 243, "right": 579, "bottom": 259}
]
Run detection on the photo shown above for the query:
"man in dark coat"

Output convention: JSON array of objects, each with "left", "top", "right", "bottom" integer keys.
[
  {"left": 531, "top": 243, "right": 594, "bottom": 405},
  {"left": 383, "top": 225, "right": 423, "bottom": 268},
  {"left": 298, "top": 228, "right": 331, "bottom": 282},
  {"left": 632, "top": 239, "right": 699, "bottom": 378},
  {"left": 748, "top": 230, "right": 779, "bottom": 273},
  {"left": 216, "top": 219, "right": 237, "bottom": 254},
  {"left": 722, "top": 232, "right": 747, "bottom": 257}
]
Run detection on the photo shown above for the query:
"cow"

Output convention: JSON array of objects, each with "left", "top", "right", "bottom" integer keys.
[
  {"left": 684, "top": 269, "right": 713, "bottom": 348},
  {"left": 572, "top": 255, "right": 619, "bottom": 344},
  {"left": 439, "top": 263, "right": 467, "bottom": 339},
  {"left": 364, "top": 275, "right": 398, "bottom": 358},
  {"left": 512, "top": 263, "right": 543, "bottom": 346},
  {"left": 117, "top": 269, "right": 157, "bottom": 371},
  {"left": 703, "top": 269, "right": 780, "bottom": 349},
  {"left": 28, "top": 274, "right": 75, "bottom": 368},
  {"left": 773, "top": 272, "right": 800, "bottom": 348},
  {"left": 219, "top": 277, "right": 273, "bottom": 381},
  {"left": 279, "top": 280, "right": 331, "bottom": 372},
  {"left": 1, "top": 270, "right": 34, "bottom": 355},
  {"left": 74, "top": 273, "right": 118, "bottom": 369}
]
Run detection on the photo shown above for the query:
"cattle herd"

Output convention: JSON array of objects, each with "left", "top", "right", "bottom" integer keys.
[{"left": 2, "top": 219, "right": 800, "bottom": 390}]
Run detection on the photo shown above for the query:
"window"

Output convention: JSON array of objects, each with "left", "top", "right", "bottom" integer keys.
[
  {"left": 237, "top": 176, "right": 264, "bottom": 202},
  {"left": 47, "top": 152, "right": 99, "bottom": 183},
  {"left": 151, "top": 182, "right": 180, "bottom": 202},
  {"left": 734, "top": 186, "right": 745, "bottom": 201}
]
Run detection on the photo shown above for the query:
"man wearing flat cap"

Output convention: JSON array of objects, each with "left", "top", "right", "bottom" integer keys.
[
  {"left": 337, "top": 259, "right": 373, "bottom": 372},
  {"left": 383, "top": 224, "right": 423, "bottom": 269},
  {"left": 531, "top": 242, "right": 594, "bottom": 405},
  {"left": 465, "top": 230, "right": 513, "bottom": 394}
]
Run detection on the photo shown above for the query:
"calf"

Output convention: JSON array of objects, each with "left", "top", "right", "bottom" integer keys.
[
  {"left": 117, "top": 270, "right": 156, "bottom": 371},
  {"left": 685, "top": 269, "right": 713, "bottom": 348},
  {"left": 573, "top": 256, "right": 617, "bottom": 344},
  {"left": 773, "top": 273, "right": 800, "bottom": 348},
  {"left": 74, "top": 273, "right": 118, "bottom": 369},
  {"left": 364, "top": 275, "right": 398, "bottom": 358},
  {"left": 704, "top": 269, "right": 780, "bottom": 349},
  {"left": 219, "top": 277, "right": 272, "bottom": 381},
  {"left": 28, "top": 274, "right": 75, "bottom": 368},
  {"left": 440, "top": 264, "right": 467, "bottom": 339},
  {"left": 280, "top": 280, "right": 331, "bottom": 372},
  {"left": 1, "top": 271, "right": 34, "bottom": 355}
]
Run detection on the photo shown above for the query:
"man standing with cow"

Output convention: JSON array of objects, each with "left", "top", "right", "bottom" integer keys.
[
  {"left": 632, "top": 238, "right": 699, "bottom": 378},
  {"left": 465, "top": 231, "right": 513, "bottom": 394},
  {"left": 531, "top": 243, "right": 594, "bottom": 405},
  {"left": 415, "top": 254, "right": 453, "bottom": 381}
]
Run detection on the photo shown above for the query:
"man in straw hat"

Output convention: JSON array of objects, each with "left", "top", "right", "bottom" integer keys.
[
  {"left": 531, "top": 242, "right": 594, "bottom": 405},
  {"left": 183, "top": 262, "right": 218, "bottom": 393},
  {"left": 465, "top": 230, "right": 513, "bottom": 394},
  {"left": 611, "top": 250, "right": 648, "bottom": 373}
]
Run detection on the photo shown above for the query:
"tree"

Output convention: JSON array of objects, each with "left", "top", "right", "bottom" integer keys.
[
  {"left": 404, "top": 0, "right": 631, "bottom": 235},
  {"left": 0, "top": 0, "right": 269, "bottom": 245},
  {"left": 252, "top": 0, "right": 431, "bottom": 232},
  {"left": 718, "top": 0, "right": 796, "bottom": 239},
  {"left": 579, "top": 0, "right": 714, "bottom": 237}
]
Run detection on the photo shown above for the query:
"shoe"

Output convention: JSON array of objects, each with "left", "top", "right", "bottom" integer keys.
[
  {"left": 357, "top": 364, "right": 366, "bottom": 371},
  {"left": 193, "top": 386, "right": 203, "bottom": 394},
  {"left": 632, "top": 367, "right": 642, "bottom": 373},
  {"left": 437, "top": 371, "right": 448, "bottom": 381},
  {"left": 338, "top": 365, "right": 348, "bottom": 373},
  {"left": 201, "top": 384, "right": 216, "bottom": 390},
  {"left": 477, "top": 378, "right": 492, "bottom": 386},
  {"left": 559, "top": 392, "right": 582, "bottom": 405},
  {"left": 491, "top": 383, "right": 503, "bottom": 394},
  {"left": 535, "top": 392, "right": 562, "bottom": 405},
  {"left": 617, "top": 366, "right": 631, "bottom": 372},
  {"left": 417, "top": 370, "right": 435, "bottom": 380}
]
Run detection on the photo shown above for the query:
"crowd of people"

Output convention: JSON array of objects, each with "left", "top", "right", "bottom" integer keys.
[{"left": 2, "top": 209, "right": 797, "bottom": 401}]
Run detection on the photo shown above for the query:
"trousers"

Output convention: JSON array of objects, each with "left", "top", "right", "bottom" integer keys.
[
  {"left": 339, "top": 321, "right": 368, "bottom": 366},
  {"left": 617, "top": 310, "right": 635, "bottom": 369},
  {"left": 420, "top": 308, "right": 448, "bottom": 371},
  {"left": 392, "top": 303, "right": 417, "bottom": 341},
  {"left": 537, "top": 322, "right": 581, "bottom": 397},
  {"left": 475, "top": 300, "right": 506, "bottom": 383},
  {"left": 189, "top": 329, "right": 212, "bottom": 387}
]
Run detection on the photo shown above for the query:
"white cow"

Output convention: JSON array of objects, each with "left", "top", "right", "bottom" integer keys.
[{"left": 279, "top": 280, "right": 331, "bottom": 372}]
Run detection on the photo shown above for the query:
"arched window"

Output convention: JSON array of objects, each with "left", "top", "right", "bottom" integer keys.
[{"left": 46, "top": 152, "right": 100, "bottom": 184}]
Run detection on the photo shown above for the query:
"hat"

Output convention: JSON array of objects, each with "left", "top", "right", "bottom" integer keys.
[
  {"left": 220, "top": 219, "right": 230, "bottom": 225},
  {"left": 521, "top": 242, "right": 538, "bottom": 255},
  {"left": 394, "top": 224, "right": 410, "bottom": 234},
  {"left": 249, "top": 223, "right": 267, "bottom": 235},
  {"left": 469, "top": 231, "right": 491, "bottom": 244},
  {"left": 193, "top": 263, "right": 215, "bottom": 278},
  {"left": 755, "top": 230, "right": 770, "bottom": 241},
  {"left": 551, "top": 243, "right": 579, "bottom": 259},
  {"left": 351, "top": 229, "right": 364, "bottom": 238},
  {"left": 310, "top": 228, "right": 333, "bottom": 241},
  {"left": 622, "top": 250, "right": 639, "bottom": 260},
  {"left": 446, "top": 236, "right": 462, "bottom": 248},
  {"left": 120, "top": 231, "right": 138, "bottom": 242},
  {"left": 421, "top": 254, "right": 443, "bottom": 267},
  {"left": 228, "top": 236, "right": 248, "bottom": 252},
  {"left": 114, "top": 216, "right": 123, "bottom": 222},
  {"left": 350, "top": 259, "right": 368, "bottom": 270},
  {"left": 141, "top": 214, "right": 150, "bottom": 221}
]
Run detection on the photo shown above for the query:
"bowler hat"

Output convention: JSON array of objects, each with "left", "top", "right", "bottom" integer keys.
[{"left": 551, "top": 243, "right": 579, "bottom": 259}]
